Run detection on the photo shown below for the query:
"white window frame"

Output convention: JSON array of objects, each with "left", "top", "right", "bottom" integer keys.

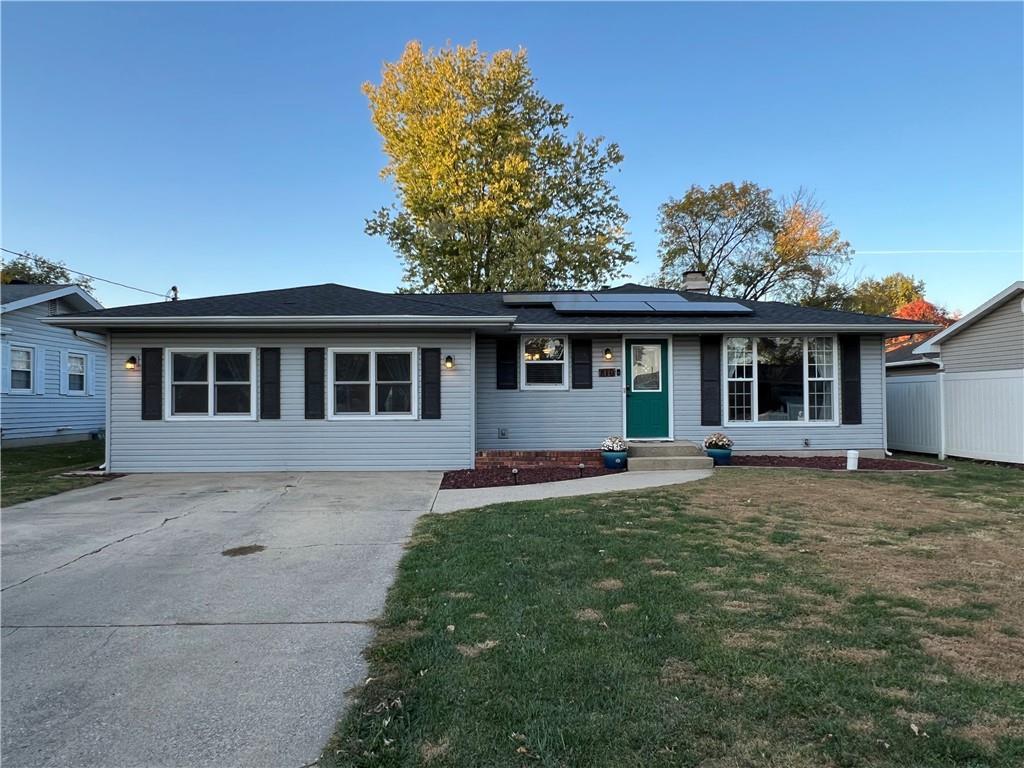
[
  {"left": 328, "top": 347, "right": 418, "bottom": 420},
  {"left": 520, "top": 336, "right": 569, "bottom": 391},
  {"left": 163, "top": 348, "right": 257, "bottom": 421},
  {"left": 10, "top": 345, "right": 34, "bottom": 393},
  {"left": 722, "top": 335, "right": 840, "bottom": 427},
  {"left": 629, "top": 343, "right": 664, "bottom": 393},
  {"left": 66, "top": 352, "right": 88, "bottom": 396}
]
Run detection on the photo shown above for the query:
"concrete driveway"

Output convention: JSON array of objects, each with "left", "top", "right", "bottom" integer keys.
[{"left": 1, "top": 471, "right": 442, "bottom": 768}]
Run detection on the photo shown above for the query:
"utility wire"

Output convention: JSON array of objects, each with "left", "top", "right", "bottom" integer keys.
[{"left": 0, "top": 247, "right": 172, "bottom": 299}]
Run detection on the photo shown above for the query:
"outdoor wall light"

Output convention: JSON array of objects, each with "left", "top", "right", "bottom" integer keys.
[
  {"left": 603, "top": 348, "right": 613, "bottom": 360},
  {"left": 444, "top": 355, "right": 455, "bottom": 369},
  {"left": 125, "top": 356, "right": 138, "bottom": 370}
]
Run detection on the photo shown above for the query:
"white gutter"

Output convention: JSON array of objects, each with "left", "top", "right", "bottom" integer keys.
[
  {"left": 512, "top": 322, "right": 940, "bottom": 336},
  {"left": 43, "top": 315, "right": 517, "bottom": 330},
  {"left": 885, "top": 359, "right": 940, "bottom": 369}
]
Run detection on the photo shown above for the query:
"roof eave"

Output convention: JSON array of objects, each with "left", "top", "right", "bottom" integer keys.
[
  {"left": 1, "top": 285, "right": 102, "bottom": 314},
  {"left": 511, "top": 322, "right": 940, "bottom": 336},
  {"left": 42, "top": 314, "right": 517, "bottom": 330}
]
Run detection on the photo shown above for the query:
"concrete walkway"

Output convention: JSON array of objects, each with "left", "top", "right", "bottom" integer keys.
[{"left": 431, "top": 469, "right": 712, "bottom": 513}]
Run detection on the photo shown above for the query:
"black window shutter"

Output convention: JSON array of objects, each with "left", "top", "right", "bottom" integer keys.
[
  {"left": 840, "top": 335, "right": 862, "bottom": 425},
  {"left": 260, "top": 348, "right": 281, "bottom": 419},
  {"left": 421, "top": 348, "right": 441, "bottom": 419},
  {"left": 571, "top": 338, "right": 592, "bottom": 389},
  {"left": 304, "top": 347, "right": 325, "bottom": 419},
  {"left": 700, "top": 335, "right": 722, "bottom": 426},
  {"left": 495, "top": 338, "right": 518, "bottom": 390},
  {"left": 141, "top": 347, "right": 163, "bottom": 420}
]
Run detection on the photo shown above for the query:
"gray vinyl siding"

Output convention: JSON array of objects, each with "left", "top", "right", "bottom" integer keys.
[
  {"left": 940, "top": 295, "right": 1024, "bottom": 373},
  {"left": 108, "top": 330, "right": 473, "bottom": 472},
  {"left": 672, "top": 334, "right": 886, "bottom": 452},
  {"left": 475, "top": 336, "right": 622, "bottom": 450},
  {"left": 1, "top": 300, "right": 107, "bottom": 443}
]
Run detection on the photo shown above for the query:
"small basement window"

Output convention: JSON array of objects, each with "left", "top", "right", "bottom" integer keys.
[
  {"left": 166, "top": 349, "right": 256, "bottom": 419},
  {"left": 521, "top": 336, "right": 567, "bottom": 389}
]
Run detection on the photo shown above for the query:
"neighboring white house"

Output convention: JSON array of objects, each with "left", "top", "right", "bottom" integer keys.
[
  {"left": 1, "top": 283, "right": 107, "bottom": 446},
  {"left": 886, "top": 281, "right": 1024, "bottom": 464}
]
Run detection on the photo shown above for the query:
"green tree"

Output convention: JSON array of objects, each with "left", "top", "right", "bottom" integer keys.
[
  {"left": 363, "top": 41, "right": 634, "bottom": 293},
  {"left": 655, "top": 183, "right": 851, "bottom": 304},
  {"left": 1, "top": 252, "right": 93, "bottom": 292},
  {"left": 846, "top": 272, "right": 925, "bottom": 316}
]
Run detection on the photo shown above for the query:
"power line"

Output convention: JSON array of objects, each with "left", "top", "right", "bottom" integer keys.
[{"left": 0, "top": 247, "right": 173, "bottom": 299}]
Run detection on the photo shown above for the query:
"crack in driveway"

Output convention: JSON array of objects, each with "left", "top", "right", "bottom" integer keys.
[{"left": 1, "top": 509, "right": 200, "bottom": 593}]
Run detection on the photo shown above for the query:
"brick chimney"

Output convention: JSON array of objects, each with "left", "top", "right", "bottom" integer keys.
[{"left": 682, "top": 270, "right": 709, "bottom": 293}]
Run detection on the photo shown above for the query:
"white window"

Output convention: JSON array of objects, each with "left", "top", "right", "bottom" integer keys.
[
  {"left": 11, "top": 346, "right": 33, "bottom": 392},
  {"left": 329, "top": 348, "right": 417, "bottom": 419},
  {"left": 165, "top": 349, "right": 256, "bottom": 419},
  {"left": 68, "top": 353, "right": 87, "bottom": 393},
  {"left": 724, "top": 336, "right": 838, "bottom": 424},
  {"left": 631, "top": 344, "right": 662, "bottom": 392},
  {"left": 521, "top": 336, "right": 567, "bottom": 389}
]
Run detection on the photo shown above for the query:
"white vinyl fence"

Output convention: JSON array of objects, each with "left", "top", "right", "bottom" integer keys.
[
  {"left": 886, "top": 375, "right": 941, "bottom": 454},
  {"left": 887, "top": 370, "right": 1024, "bottom": 463}
]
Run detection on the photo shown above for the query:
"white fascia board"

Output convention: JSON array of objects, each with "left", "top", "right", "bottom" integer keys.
[
  {"left": 0, "top": 286, "right": 103, "bottom": 314},
  {"left": 512, "top": 322, "right": 940, "bottom": 336},
  {"left": 41, "top": 314, "right": 517, "bottom": 330},
  {"left": 913, "top": 281, "right": 1024, "bottom": 354}
]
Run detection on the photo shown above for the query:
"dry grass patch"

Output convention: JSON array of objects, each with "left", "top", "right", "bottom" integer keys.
[
  {"left": 592, "top": 578, "right": 623, "bottom": 591},
  {"left": 441, "top": 591, "right": 473, "bottom": 599},
  {"left": 614, "top": 603, "right": 637, "bottom": 613},
  {"left": 419, "top": 738, "right": 449, "bottom": 762},
  {"left": 955, "top": 714, "right": 1024, "bottom": 749},
  {"left": 649, "top": 569, "right": 678, "bottom": 577},
  {"left": 684, "top": 468, "right": 1024, "bottom": 682},
  {"left": 830, "top": 647, "right": 890, "bottom": 664},
  {"left": 455, "top": 639, "right": 500, "bottom": 658},
  {"left": 574, "top": 608, "right": 603, "bottom": 622}
]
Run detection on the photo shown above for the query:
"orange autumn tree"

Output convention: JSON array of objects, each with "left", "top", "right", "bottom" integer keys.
[{"left": 887, "top": 298, "right": 959, "bottom": 351}]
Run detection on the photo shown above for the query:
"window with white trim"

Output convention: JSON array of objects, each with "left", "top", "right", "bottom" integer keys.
[
  {"left": 724, "top": 336, "right": 837, "bottom": 424},
  {"left": 167, "top": 349, "right": 256, "bottom": 418},
  {"left": 330, "top": 349, "right": 416, "bottom": 418},
  {"left": 68, "top": 353, "right": 86, "bottom": 393},
  {"left": 11, "top": 346, "right": 33, "bottom": 391},
  {"left": 521, "top": 336, "right": 566, "bottom": 389}
]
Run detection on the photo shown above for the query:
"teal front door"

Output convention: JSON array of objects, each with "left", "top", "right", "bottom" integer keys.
[{"left": 625, "top": 339, "right": 670, "bottom": 439}]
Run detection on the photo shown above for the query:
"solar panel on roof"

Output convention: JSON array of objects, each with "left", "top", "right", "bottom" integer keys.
[
  {"left": 592, "top": 292, "right": 684, "bottom": 304},
  {"left": 645, "top": 301, "right": 752, "bottom": 314}
]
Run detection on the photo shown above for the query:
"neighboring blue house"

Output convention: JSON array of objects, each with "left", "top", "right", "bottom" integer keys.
[{"left": 1, "top": 283, "right": 107, "bottom": 446}]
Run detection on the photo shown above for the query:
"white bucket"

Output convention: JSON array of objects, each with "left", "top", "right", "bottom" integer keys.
[{"left": 846, "top": 450, "right": 860, "bottom": 471}]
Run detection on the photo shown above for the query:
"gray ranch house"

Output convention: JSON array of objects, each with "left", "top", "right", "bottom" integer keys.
[
  {"left": 1, "top": 283, "right": 106, "bottom": 446},
  {"left": 48, "top": 278, "right": 933, "bottom": 472}
]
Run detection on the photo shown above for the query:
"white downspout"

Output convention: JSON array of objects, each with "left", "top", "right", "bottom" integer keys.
[
  {"left": 937, "top": 360, "right": 946, "bottom": 460},
  {"left": 882, "top": 342, "right": 891, "bottom": 457}
]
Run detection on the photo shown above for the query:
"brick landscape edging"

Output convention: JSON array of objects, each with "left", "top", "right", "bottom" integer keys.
[{"left": 475, "top": 449, "right": 604, "bottom": 469}]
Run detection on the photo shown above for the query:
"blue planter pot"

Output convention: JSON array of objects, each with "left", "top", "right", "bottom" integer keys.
[
  {"left": 601, "top": 451, "right": 628, "bottom": 470},
  {"left": 706, "top": 448, "right": 732, "bottom": 466}
]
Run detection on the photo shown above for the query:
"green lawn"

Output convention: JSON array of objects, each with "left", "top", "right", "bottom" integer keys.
[
  {"left": 321, "top": 458, "right": 1024, "bottom": 767},
  {"left": 1, "top": 440, "right": 107, "bottom": 507}
]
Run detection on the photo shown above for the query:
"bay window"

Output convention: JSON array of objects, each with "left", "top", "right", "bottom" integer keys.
[
  {"left": 329, "top": 348, "right": 416, "bottom": 418},
  {"left": 167, "top": 349, "right": 256, "bottom": 419},
  {"left": 724, "top": 336, "right": 837, "bottom": 424},
  {"left": 521, "top": 336, "right": 566, "bottom": 389}
]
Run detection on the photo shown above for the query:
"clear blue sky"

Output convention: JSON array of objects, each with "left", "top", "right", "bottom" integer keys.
[{"left": 3, "top": 2, "right": 1022, "bottom": 313}]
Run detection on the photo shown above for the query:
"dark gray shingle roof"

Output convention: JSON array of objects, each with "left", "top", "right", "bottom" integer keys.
[{"left": 53, "top": 281, "right": 931, "bottom": 329}]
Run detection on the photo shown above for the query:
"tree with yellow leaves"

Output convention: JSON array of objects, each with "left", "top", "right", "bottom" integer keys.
[{"left": 363, "top": 41, "right": 633, "bottom": 293}]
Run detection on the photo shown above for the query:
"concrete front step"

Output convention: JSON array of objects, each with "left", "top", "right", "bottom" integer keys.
[
  {"left": 628, "top": 455, "right": 713, "bottom": 471},
  {"left": 627, "top": 441, "right": 703, "bottom": 458}
]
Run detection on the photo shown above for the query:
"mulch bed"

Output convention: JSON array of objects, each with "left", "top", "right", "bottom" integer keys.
[
  {"left": 725, "top": 455, "right": 947, "bottom": 471},
  {"left": 441, "top": 465, "right": 622, "bottom": 489}
]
